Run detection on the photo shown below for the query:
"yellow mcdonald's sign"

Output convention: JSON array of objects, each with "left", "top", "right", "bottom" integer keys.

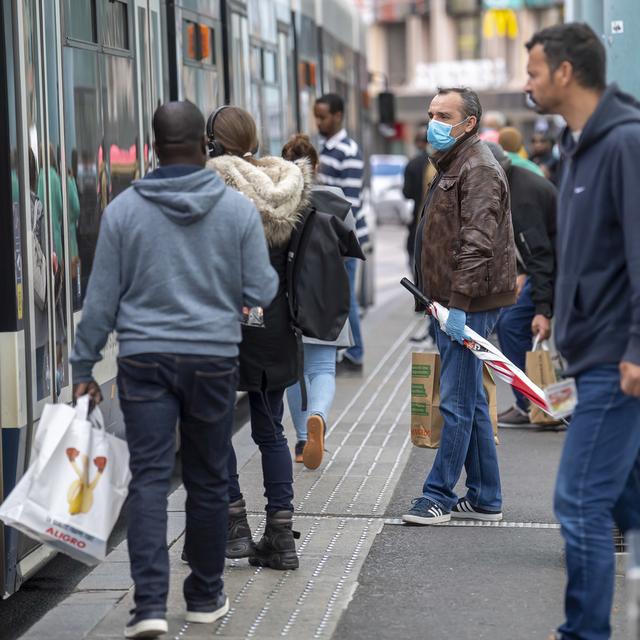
[{"left": 483, "top": 9, "right": 519, "bottom": 39}]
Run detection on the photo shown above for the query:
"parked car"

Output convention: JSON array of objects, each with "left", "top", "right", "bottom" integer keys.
[{"left": 369, "top": 155, "right": 413, "bottom": 226}]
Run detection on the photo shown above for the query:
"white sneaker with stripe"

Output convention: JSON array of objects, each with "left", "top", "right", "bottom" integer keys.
[{"left": 451, "top": 497, "right": 503, "bottom": 522}]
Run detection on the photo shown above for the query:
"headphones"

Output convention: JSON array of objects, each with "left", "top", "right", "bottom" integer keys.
[{"left": 206, "top": 105, "right": 230, "bottom": 158}]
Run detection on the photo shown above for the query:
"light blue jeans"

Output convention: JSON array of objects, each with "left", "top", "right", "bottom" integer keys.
[{"left": 287, "top": 343, "right": 337, "bottom": 441}]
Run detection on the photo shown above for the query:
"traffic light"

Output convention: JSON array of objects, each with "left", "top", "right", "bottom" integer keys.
[{"left": 378, "top": 91, "right": 396, "bottom": 125}]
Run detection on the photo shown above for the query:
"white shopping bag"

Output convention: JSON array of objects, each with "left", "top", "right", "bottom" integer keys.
[{"left": 0, "top": 396, "right": 131, "bottom": 565}]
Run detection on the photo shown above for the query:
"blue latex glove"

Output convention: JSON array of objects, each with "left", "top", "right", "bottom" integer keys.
[{"left": 445, "top": 308, "right": 467, "bottom": 344}]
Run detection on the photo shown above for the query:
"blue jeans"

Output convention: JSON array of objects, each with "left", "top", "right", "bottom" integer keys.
[
  {"left": 228, "top": 389, "right": 294, "bottom": 512},
  {"left": 345, "top": 257, "right": 363, "bottom": 363},
  {"left": 422, "top": 309, "right": 502, "bottom": 511},
  {"left": 554, "top": 365, "right": 640, "bottom": 640},
  {"left": 495, "top": 278, "right": 535, "bottom": 411},
  {"left": 287, "top": 343, "right": 337, "bottom": 441},
  {"left": 117, "top": 353, "right": 238, "bottom": 616}
]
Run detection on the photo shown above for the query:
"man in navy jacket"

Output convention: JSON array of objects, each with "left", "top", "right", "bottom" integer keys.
[{"left": 525, "top": 23, "right": 640, "bottom": 640}]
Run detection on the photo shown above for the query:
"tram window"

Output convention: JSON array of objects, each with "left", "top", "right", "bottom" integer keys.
[
  {"left": 63, "top": 0, "right": 97, "bottom": 43},
  {"left": 103, "top": 0, "right": 129, "bottom": 50},
  {"left": 101, "top": 55, "right": 138, "bottom": 199},
  {"left": 263, "top": 50, "right": 277, "bottom": 84},
  {"left": 62, "top": 47, "right": 101, "bottom": 308},
  {"left": 250, "top": 45, "right": 261, "bottom": 80}
]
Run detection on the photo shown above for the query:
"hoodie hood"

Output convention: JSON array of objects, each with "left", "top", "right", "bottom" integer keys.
[
  {"left": 559, "top": 83, "right": 640, "bottom": 158},
  {"left": 206, "top": 155, "right": 312, "bottom": 246},
  {"left": 133, "top": 168, "right": 225, "bottom": 225}
]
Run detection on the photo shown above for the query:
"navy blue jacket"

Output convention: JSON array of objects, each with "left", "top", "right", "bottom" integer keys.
[{"left": 555, "top": 84, "right": 640, "bottom": 376}]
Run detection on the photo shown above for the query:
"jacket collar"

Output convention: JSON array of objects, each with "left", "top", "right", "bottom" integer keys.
[
  {"left": 433, "top": 132, "right": 480, "bottom": 173},
  {"left": 323, "top": 128, "right": 348, "bottom": 150}
]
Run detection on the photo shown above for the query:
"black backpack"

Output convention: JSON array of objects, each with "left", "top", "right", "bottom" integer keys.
[{"left": 285, "top": 188, "right": 365, "bottom": 342}]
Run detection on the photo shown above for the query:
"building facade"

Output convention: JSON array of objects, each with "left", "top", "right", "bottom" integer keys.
[{"left": 359, "top": 0, "right": 563, "bottom": 150}]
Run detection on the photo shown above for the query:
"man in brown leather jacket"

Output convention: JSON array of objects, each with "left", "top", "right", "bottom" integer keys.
[{"left": 403, "top": 87, "right": 517, "bottom": 526}]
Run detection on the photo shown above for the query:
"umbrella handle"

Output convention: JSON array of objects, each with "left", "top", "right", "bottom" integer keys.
[{"left": 400, "top": 278, "right": 433, "bottom": 308}]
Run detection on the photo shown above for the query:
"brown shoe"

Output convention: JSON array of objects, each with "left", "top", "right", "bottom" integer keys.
[
  {"left": 303, "top": 415, "right": 325, "bottom": 469},
  {"left": 294, "top": 440, "right": 305, "bottom": 463}
]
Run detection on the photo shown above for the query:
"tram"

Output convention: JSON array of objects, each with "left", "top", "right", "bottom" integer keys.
[{"left": 0, "top": 0, "right": 370, "bottom": 597}]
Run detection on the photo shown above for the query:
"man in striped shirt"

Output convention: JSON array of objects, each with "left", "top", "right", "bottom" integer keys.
[{"left": 314, "top": 93, "right": 368, "bottom": 368}]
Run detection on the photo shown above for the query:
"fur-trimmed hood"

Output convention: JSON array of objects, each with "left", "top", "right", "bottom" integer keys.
[{"left": 206, "top": 155, "right": 313, "bottom": 246}]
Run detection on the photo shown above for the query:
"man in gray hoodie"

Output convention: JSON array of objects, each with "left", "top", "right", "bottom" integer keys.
[{"left": 71, "top": 101, "right": 278, "bottom": 639}]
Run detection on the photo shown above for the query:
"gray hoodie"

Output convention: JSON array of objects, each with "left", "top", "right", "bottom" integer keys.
[{"left": 71, "top": 167, "right": 278, "bottom": 383}]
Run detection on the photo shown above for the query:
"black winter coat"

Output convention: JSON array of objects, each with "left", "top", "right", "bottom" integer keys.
[{"left": 505, "top": 163, "right": 557, "bottom": 318}]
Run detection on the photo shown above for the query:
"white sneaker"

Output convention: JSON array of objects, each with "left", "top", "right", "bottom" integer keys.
[
  {"left": 124, "top": 616, "right": 168, "bottom": 638},
  {"left": 186, "top": 596, "right": 229, "bottom": 624}
]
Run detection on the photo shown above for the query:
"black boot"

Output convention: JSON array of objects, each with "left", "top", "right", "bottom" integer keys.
[
  {"left": 226, "top": 498, "right": 254, "bottom": 559},
  {"left": 249, "top": 510, "right": 299, "bottom": 570}
]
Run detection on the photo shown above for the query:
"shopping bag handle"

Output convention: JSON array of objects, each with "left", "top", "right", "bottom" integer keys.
[
  {"left": 532, "top": 335, "right": 550, "bottom": 352},
  {"left": 75, "top": 395, "right": 91, "bottom": 421},
  {"left": 90, "top": 407, "right": 106, "bottom": 431}
]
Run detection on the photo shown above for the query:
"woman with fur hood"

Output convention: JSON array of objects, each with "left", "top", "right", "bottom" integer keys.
[{"left": 204, "top": 106, "right": 311, "bottom": 571}]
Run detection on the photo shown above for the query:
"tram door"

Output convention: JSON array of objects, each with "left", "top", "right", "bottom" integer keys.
[{"left": 3, "top": 0, "right": 71, "bottom": 567}]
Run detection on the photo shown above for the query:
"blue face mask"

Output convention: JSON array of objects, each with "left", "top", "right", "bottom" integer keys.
[{"left": 427, "top": 117, "right": 469, "bottom": 151}]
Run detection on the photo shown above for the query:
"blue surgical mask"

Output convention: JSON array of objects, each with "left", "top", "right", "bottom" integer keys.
[{"left": 427, "top": 117, "right": 469, "bottom": 151}]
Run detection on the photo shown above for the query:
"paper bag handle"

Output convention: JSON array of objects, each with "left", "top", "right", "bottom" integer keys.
[{"left": 532, "top": 336, "right": 550, "bottom": 352}]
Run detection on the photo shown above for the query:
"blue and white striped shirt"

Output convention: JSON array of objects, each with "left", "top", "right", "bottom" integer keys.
[{"left": 317, "top": 129, "right": 369, "bottom": 247}]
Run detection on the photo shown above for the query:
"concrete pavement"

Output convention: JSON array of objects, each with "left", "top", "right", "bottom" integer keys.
[{"left": 18, "top": 226, "right": 631, "bottom": 639}]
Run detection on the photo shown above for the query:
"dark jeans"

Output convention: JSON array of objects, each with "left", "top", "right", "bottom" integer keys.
[
  {"left": 228, "top": 389, "right": 294, "bottom": 512},
  {"left": 423, "top": 310, "right": 502, "bottom": 511},
  {"left": 554, "top": 365, "right": 640, "bottom": 640},
  {"left": 495, "top": 278, "right": 535, "bottom": 411},
  {"left": 117, "top": 353, "right": 238, "bottom": 616}
]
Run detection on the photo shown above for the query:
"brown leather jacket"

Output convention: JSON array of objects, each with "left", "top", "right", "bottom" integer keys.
[{"left": 421, "top": 133, "right": 517, "bottom": 312}]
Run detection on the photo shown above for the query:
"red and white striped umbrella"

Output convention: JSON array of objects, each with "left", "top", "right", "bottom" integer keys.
[{"left": 401, "top": 278, "right": 553, "bottom": 416}]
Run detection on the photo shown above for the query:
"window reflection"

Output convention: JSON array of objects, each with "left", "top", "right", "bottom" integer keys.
[
  {"left": 102, "top": 55, "right": 138, "bottom": 196},
  {"left": 43, "top": 0, "right": 70, "bottom": 397},
  {"left": 24, "top": 0, "right": 54, "bottom": 402},
  {"left": 182, "top": 66, "right": 219, "bottom": 117},
  {"left": 63, "top": 0, "right": 97, "bottom": 43},
  {"left": 103, "top": 0, "right": 129, "bottom": 50},
  {"left": 63, "top": 46, "right": 100, "bottom": 309}
]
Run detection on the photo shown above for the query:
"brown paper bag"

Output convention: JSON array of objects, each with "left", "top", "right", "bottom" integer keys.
[
  {"left": 526, "top": 346, "right": 558, "bottom": 425},
  {"left": 411, "top": 352, "right": 499, "bottom": 448},
  {"left": 411, "top": 352, "right": 443, "bottom": 448}
]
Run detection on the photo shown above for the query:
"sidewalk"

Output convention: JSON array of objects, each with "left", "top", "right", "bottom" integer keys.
[{"left": 19, "top": 227, "right": 630, "bottom": 639}]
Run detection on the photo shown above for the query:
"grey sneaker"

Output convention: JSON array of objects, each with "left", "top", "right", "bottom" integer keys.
[
  {"left": 402, "top": 497, "right": 450, "bottom": 525},
  {"left": 498, "top": 405, "right": 530, "bottom": 426}
]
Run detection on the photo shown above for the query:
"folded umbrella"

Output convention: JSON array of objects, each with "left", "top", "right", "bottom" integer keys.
[{"left": 401, "top": 278, "right": 553, "bottom": 417}]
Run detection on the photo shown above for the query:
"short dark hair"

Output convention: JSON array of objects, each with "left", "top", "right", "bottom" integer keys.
[
  {"left": 316, "top": 93, "right": 344, "bottom": 115},
  {"left": 153, "top": 100, "right": 204, "bottom": 146},
  {"left": 525, "top": 22, "right": 606, "bottom": 90},
  {"left": 436, "top": 87, "right": 482, "bottom": 132}
]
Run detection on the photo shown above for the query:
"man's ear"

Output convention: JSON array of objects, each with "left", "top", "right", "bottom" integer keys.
[
  {"left": 555, "top": 60, "right": 573, "bottom": 87},
  {"left": 465, "top": 116, "right": 477, "bottom": 133}
]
